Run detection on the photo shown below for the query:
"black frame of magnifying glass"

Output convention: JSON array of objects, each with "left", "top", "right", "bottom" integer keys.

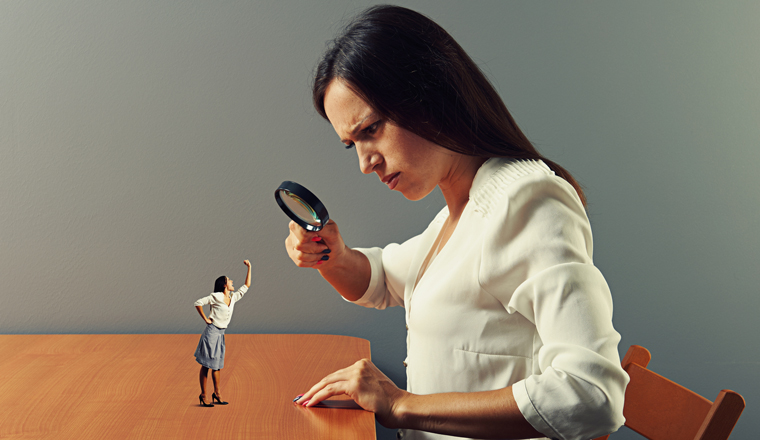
[{"left": 275, "top": 181, "right": 330, "bottom": 232}]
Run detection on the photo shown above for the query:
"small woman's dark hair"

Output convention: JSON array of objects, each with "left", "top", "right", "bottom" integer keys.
[
  {"left": 214, "top": 276, "right": 227, "bottom": 293},
  {"left": 313, "top": 5, "right": 586, "bottom": 206}
]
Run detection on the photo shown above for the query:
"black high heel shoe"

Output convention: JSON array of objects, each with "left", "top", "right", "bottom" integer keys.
[
  {"left": 199, "top": 394, "right": 214, "bottom": 407},
  {"left": 212, "top": 393, "right": 229, "bottom": 405}
]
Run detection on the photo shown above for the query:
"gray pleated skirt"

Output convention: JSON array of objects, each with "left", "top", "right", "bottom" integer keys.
[{"left": 194, "top": 324, "right": 226, "bottom": 370}]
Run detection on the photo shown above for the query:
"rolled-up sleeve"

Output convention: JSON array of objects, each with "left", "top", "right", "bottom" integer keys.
[
  {"left": 231, "top": 285, "right": 248, "bottom": 302},
  {"left": 509, "top": 263, "right": 627, "bottom": 439},
  {"left": 352, "top": 234, "right": 423, "bottom": 310},
  {"left": 480, "top": 173, "right": 628, "bottom": 440},
  {"left": 194, "top": 295, "right": 212, "bottom": 307}
]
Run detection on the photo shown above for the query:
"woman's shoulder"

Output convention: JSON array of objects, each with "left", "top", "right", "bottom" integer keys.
[
  {"left": 474, "top": 160, "right": 595, "bottom": 287},
  {"left": 470, "top": 158, "right": 581, "bottom": 219}
]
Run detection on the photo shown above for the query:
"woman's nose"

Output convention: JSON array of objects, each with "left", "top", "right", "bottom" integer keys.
[{"left": 358, "top": 145, "right": 382, "bottom": 174}]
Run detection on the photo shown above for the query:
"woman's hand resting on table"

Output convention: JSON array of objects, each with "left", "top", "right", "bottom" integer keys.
[{"left": 295, "top": 358, "right": 409, "bottom": 427}]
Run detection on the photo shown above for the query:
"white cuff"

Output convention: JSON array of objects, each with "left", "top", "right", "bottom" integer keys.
[{"left": 512, "top": 379, "right": 560, "bottom": 439}]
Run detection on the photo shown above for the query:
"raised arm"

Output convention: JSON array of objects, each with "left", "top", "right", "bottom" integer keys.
[
  {"left": 285, "top": 219, "right": 370, "bottom": 301},
  {"left": 243, "top": 259, "right": 252, "bottom": 288}
]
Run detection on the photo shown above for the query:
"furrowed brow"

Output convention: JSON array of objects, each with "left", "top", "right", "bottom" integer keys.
[{"left": 340, "top": 113, "right": 376, "bottom": 143}]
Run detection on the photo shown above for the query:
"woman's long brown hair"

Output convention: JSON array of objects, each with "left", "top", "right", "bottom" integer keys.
[{"left": 313, "top": 5, "right": 586, "bottom": 206}]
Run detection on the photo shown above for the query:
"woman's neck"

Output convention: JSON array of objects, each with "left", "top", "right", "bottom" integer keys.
[{"left": 439, "top": 156, "right": 486, "bottom": 221}]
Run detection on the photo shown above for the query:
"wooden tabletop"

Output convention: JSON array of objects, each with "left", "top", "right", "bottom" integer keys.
[{"left": 0, "top": 334, "right": 376, "bottom": 439}]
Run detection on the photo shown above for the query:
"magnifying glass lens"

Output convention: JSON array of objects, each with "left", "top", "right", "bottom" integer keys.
[
  {"left": 275, "top": 181, "right": 329, "bottom": 232},
  {"left": 281, "top": 191, "right": 320, "bottom": 226}
]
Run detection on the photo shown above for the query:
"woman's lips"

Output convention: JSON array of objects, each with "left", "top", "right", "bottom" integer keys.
[{"left": 383, "top": 172, "right": 400, "bottom": 190}]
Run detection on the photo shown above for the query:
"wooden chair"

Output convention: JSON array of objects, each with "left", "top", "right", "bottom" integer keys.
[{"left": 594, "top": 345, "right": 745, "bottom": 440}]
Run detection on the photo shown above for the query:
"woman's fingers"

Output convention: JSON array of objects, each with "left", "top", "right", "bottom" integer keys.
[
  {"left": 285, "top": 220, "right": 335, "bottom": 268},
  {"left": 288, "top": 222, "right": 324, "bottom": 248},
  {"left": 289, "top": 242, "right": 329, "bottom": 267},
  {"left": 295, "top": 358, "right": 404, "bottom": 422},
  {"left": 298, "top": 365, "right": 353, "bottom": 406},
  {"left": 310, "top": 220, "right": 347, "bottom": 268},
  {"left": 303, "top": 379, "right": 352, "bottom": 407}
]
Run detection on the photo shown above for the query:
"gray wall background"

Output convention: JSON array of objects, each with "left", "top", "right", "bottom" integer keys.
[{"left": 2, "top": 1, "right": 758, "bottom": 439}]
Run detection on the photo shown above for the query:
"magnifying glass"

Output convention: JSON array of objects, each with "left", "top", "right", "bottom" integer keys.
[{"left": 274, "top": 181, "right": 330, "bottom": 232}]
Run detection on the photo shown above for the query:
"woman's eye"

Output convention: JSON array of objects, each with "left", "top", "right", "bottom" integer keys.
[
  {"left": 364, "top": 121, "right": 380, "bottom": 135},
  {"left": 343, "top": 121, "right": 380, "bottom": 150}
]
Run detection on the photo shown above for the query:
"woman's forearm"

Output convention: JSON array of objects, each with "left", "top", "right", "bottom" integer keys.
[
  {"left": 317, "top": 248, "right": 371, "bottom": 302},
  {"left": 296, "top": 357, "right": 543, "bottom": 438},
  {"left": 195, "top": 305, "right": 209, "bottom": 323},
  {"left": 393, "top": 387, "right": 543, "bottom": 439}
]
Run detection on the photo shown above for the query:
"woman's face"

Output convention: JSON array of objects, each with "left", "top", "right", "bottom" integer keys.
[
  {"left": 225, "top": 278, "right": 234, "bottom": 291},
  {"left": 323, "top": 79, "right": 460, "bottom": 201}
]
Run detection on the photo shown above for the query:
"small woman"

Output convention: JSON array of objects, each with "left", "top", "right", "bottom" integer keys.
[
  {"left": 193, "top": 259, "right": 251, "bottom": 407},
  {"left": 286, "top": 5, "right": 628, "bottom": 440}
]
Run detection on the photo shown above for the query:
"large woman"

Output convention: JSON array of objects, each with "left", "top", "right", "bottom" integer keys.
[
  {"left": 287, "top": 6, "right": 628, "bottom": 440},
  {"left": 193, "top": 259, "right": 251, "bottom": 407}
]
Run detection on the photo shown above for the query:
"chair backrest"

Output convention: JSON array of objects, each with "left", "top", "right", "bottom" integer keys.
[{"left": 594, "top": 345, "right": 745, "bottom": 440}]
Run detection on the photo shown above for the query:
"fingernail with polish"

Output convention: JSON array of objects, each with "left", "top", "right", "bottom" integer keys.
[
  {"left": 311, "top": 236, "right": 321, "bottom": 242},
  {"left": 302, "top": 400, "right": 310, "bottom": 406},
  {"left": 320, "top": 255, "right": 329, "bottom": 261},
  {"left": 293, "top": 394, "right": 304, "bottom": 402},
  {"left": 321, "top": 249, "right": 331, "bottom": 254}
]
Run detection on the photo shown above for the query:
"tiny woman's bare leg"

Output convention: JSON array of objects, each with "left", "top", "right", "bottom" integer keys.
[
  {"left": 212, "top": 369, "right": 224, "bottom": 402},
  {"left": 199, "top": 366, "right": 210, "bottom": 400}
]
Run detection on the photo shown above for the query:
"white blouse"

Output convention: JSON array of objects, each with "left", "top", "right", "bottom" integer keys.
[
  {"left": 193, "top": 285, "right": 248, "bottom": 329},
  {"left": 353, "top": 158, "right": 628, "bottom": 440}
]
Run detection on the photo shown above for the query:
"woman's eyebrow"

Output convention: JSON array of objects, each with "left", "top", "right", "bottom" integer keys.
[{"left": 341, "top": 113, "right": 376, "bottom": 143}]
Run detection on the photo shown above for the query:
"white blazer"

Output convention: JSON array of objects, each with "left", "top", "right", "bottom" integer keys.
[{"left": 353, "top": 158, "right": 629, "bottom": 440}]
